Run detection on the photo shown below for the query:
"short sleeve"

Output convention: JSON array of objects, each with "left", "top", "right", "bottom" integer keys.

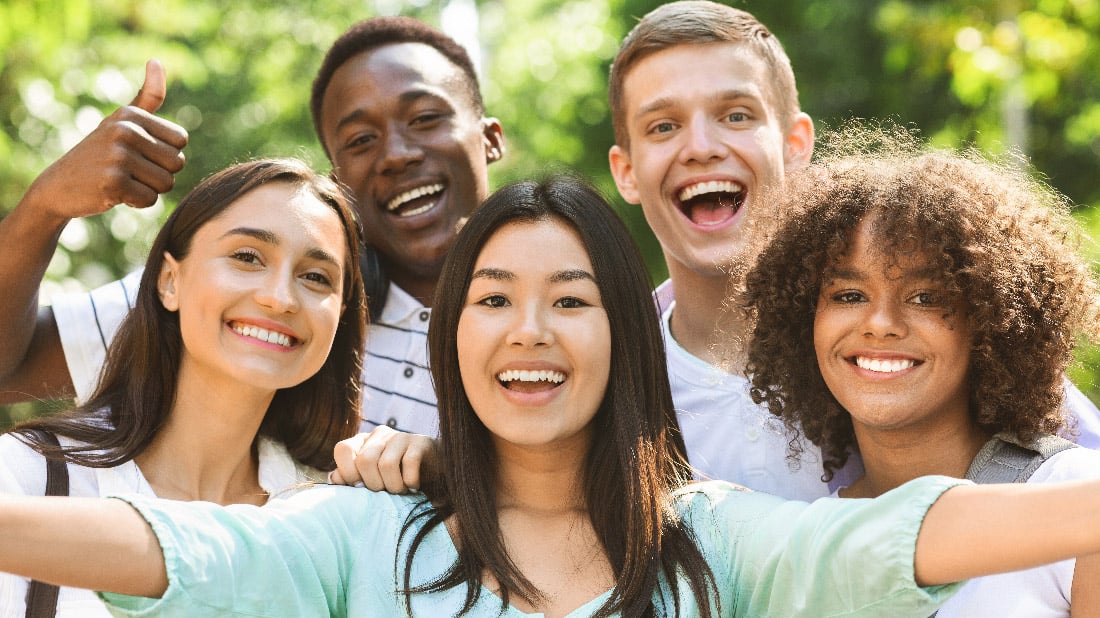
[
  {"left": 681, "top": 475, "right": 968, "bottom": 617},
  {"left": 53, "top": 270, "right": 142, "bottom": 402}
]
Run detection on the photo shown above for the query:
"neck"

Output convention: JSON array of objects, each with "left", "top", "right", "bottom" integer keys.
[
  {"left": 493, "top": 431, "right": 590, "bottom": 514},
  {"left": 384, "top": 262, "right": 439, "bottom": 308},
  {"left": 134, "top": 364, "right": 273, "bottom": 506},
  {"left": 843, "top": 417, "right": 991, "bottom": 499},
  {"left": 665, "top": 261, "right": 750, "bottom": 372}
]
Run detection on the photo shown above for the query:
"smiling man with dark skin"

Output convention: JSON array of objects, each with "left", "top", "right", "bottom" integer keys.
[{"left": 0, "top": 17, "right": 504, "bottom": 439}]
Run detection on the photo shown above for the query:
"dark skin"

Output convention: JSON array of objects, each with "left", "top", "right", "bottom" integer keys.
[
  {"left": 0, "top": 60, "right": 187, "bottom": 403},
  {"left": 0, "top": 43, "right": 505, "bottom": 402},
  {"left": 320, "top": 43, "right": 503, "bottom": 305}
]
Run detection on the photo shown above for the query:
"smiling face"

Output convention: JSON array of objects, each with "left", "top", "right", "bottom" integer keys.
[
  {"left": 158, "top": 183, "right": 348, "bottom": 396},
  {"left": 456, "top": 218, "right": 612, "bottom": 454},
  {"left": 319, "top": 42, "right": 504, "bottom": 299},
  {"left": 813, "top": 218, "right": 973, "bottom": 435},
  {"left": 609, "top": 42, "right": 813, "bottom": 277}
]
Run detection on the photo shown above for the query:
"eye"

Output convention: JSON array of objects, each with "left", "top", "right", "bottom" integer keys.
[
  {"left": 830, "top": 290, "right": 866, "bottom": 304},
  {"left": 725, "top": 112, "right": 749, "bottom": 123},
  {"left": 909, "top": 291, "right": 943, "bottom": 306},
  {"left": 302, "top": 271, "right": 334, "bottom": 287},
  {"left": 411, "top": 111, "right": 446, "bottom": 126},
  {"left": 477, "top": 294, "right": 509, "bottom": 308},
  {"left": 555, "top": 296, "right": 590, "bottom": 309},
  {"left": 648, "top": 121, "right": 676, "bottom": 135},
  {"left": 345, "top": 132, "right": 376, "bottom": 150},
  {"left": 230, "top": 249, "right": 263, "bottom": 265}
]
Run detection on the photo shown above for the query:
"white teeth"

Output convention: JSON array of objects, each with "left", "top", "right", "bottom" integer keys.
[
  {"left": 233, "top": 324, "right": 293, "bottom": 348},
  {"left": 678, "top": 180, "right": 744, "bottom": 202},
  {"left": 385, "top": 183, "right": 444, "bottom": 213},
  {"left": 496, "top": 369, "right": 566, "bottom": 384},
  {"left": 855, "top": 357, "right": 915, "bottom": 373}
]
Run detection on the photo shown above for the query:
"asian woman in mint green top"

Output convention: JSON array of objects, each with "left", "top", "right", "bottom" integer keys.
[{"left": 2, "top": 176, "right": 1100, "bottom": 617}]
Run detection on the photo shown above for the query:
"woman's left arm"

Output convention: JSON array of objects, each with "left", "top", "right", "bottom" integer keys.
[
  {"left": 915, "top": 480, "right": 1100, "bottom": 586},
  {"left": 0, "top": 495, "right": 167, "bottom": 597}
]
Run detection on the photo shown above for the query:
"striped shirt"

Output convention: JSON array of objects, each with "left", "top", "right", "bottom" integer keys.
[{"left": 52, "top": 271, "right": 440, "bottom": 435}]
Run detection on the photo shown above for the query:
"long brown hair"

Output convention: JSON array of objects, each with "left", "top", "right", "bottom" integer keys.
[
  {"left": 11, "top": 158, "right": 366, "bottom": 471},
  {"left": 399, "top": 176, "right": 715, "bottom": 617}
]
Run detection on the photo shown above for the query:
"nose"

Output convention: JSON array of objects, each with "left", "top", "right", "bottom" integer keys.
[
  {"left": 377, "top": 126, "right": 424, "bottom": 176},
  {"left": 678, "top": 113, "right": 725, "bottom": 165},
  {"left": 862, "top": 298, "right": 907, "bottom": 339},
  {"left": 505, "top": 303, "right": 553, "bottom": 348},
  {"left": 254, "top": 268, "right": 301, "bottom": 314}
]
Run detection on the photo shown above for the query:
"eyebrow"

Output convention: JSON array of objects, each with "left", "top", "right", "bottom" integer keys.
[
  {"left": 469, "top": 267, "right": 596, "bottom": 284},
  {"left": 221, "top": 227, "right": 341, "bottom": 267},
  {"left": 634, "top": 88, "right": 761, "bottom": 119},
  {"left": 334, "top": 90, "right": 449, "bottom": 133}
]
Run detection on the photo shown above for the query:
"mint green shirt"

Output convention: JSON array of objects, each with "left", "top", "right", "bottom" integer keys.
[{"left": 102, "top": 476, "right": 964, "bottom": 617}]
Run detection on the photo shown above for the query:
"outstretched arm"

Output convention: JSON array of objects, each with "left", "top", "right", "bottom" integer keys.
[
  {"left": 0, "top": 59, "right": 187, "bottom": 400},
  {"left": 915, "top": 480, "right": 1100, "bottom": 586},
  {"left": 0, "top": 495, "right": 166, "bottom": 597}
]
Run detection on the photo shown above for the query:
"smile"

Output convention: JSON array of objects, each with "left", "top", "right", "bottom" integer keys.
[
  {"left": 385, "top": 183, "right": 444, "bottom": 217},
  {"left": 853, "top": 357, "right": 916, "bottom": 373},
  {"left": 676, "top": 180, "right": 745, "bottom": 226},
  {"left": 497, "top": 369, "right": 566, "bottom": 384},
  {"left": 231, "top": 322, "right": 295, "bottom": 348}
]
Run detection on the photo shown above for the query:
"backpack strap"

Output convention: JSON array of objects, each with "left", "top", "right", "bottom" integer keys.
[
  {"left": 24, "top": 431, "right": 68, "bottom": 618},
  {"left": 964, "top": 432, "right": 1077, "bottom": 484}
]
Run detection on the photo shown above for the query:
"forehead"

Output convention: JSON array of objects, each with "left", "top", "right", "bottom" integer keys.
[
  {"left": 321, "top": 42, "right": 475, "bottom": 121},
  {"left": 474, "top": 219, "right": 591, "bottom": 271},
  {"left": 835, "top": 217, "right": 937, "bottom": 276},
  {"left": 199, "top": 183, "right": 347, "bottom": 258},
  {"left": 621, "top": 42, "right": 779, "bottom": 116}
]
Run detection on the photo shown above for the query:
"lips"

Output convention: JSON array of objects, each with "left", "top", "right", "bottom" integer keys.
[
  {"left": 384, "top": 183, "right": 444, "bottom": 217},
  {"left": 675, "top": 180, "right": 745, "bottom": 226}
]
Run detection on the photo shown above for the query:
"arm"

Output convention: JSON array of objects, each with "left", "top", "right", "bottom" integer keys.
[
  {"left": 915, "top": 480, "right": 1100, "bottom": 586},
  {"left": 0, "top": 495, "right": 166, "bottom": 597},
  {"left": 330, "top": 426, "right": 439, "bottom": 493},
  {"left": 0, "top": 60, "right": 187, "bottom": 399}
]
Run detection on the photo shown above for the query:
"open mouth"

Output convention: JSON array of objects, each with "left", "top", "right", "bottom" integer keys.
[
  {"left": 497, "top": 369, "right": 565, "bottom": 393},
  {"left": 230, "top": 322, "right": 297, "bottom": 348},
  {"left": 677, "top": 180, "right": 745, "bottom": 226},
  {"left": 385, "top": 183, "right": 445, "bottom": 218},
  {"left": 851, "top": 356, "right": 918, "bottom": 373}
]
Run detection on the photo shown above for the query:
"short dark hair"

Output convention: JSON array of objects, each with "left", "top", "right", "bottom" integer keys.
[
  {"left": 310, "top": 16, "right": 485, "bottom": 159},
  {"left": 12, "top": 159, "right": 366, "bottom": 472}
]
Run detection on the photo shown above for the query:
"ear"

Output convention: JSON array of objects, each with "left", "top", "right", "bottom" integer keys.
[
  {"left": 481, "top": 117, "right": 505, "bottom": 165},
  {"left": 608, "top": 145, "right": 641, "bottom": 205},
  {"left": 158, "top": 252, "right": 181, "bottom": 312},
  {"left": 783, "top": 112, "right": 815, "bottom": 170}
]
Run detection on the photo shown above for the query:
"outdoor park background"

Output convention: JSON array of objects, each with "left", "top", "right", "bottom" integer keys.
[{"left": 2, "top": 0, "right": 1099, "bottom": 426}]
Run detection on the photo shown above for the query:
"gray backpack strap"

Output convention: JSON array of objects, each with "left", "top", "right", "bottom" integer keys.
[{"left": 964, "top": 432, "right": 1077, "bottom": 484}]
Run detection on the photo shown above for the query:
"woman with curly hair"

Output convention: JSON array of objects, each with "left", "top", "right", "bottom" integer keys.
[{"left": 743, "top": 129, "right": 1100, "bottom": 616}]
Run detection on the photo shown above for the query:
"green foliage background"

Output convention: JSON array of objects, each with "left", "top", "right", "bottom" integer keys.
[{"left": 3, "top": 0, "right": 1100, "bottom": 426}]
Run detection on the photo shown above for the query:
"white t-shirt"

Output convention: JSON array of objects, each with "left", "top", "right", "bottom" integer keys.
[
  {"left": 830, "top": 445, "right": 1100, "bottom": 617},
  {"left": 53, "top": 271, "right": 440, "bottom": 436},
  {"left": 0, "top": 432, "right": 325, "bottom": 617}
]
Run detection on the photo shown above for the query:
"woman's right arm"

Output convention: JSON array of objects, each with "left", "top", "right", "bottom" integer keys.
[{"left": 0, "top": 495, "right": 167, "bottom": 597}]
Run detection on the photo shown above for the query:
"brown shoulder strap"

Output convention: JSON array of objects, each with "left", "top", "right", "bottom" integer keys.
[{"left": 25, "top": 430, "right": 67, "bottom": 618}]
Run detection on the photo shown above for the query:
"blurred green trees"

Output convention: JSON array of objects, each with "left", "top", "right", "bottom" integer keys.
[{"left": 3, "top": 0, "right": 1099, "bottom": 426}]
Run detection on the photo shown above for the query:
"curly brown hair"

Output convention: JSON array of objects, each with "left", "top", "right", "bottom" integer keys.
[{"left": 740, "top": 125, "right": 1100, "bottom": 481}]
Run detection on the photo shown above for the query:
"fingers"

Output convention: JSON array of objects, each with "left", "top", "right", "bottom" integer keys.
[
  {"left": 329, "top": 427, "right": 431, "bottom": 494},
  {"left": 130, "top": 59, "right": 166, "bottom": 114}
]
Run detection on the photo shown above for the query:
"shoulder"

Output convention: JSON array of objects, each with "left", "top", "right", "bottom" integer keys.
[
  {"left": 256, "top": 437, "right": 328, "bottom": 497},
  {"left": 1027, "top": 444, "right": 1100, "bottom": 483},
  {"left": 0, "top": 433, "right": 48, "bottom": 494}
]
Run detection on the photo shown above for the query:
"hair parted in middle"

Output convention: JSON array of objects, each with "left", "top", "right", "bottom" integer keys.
[
  {"left": 740, "top": 123, "right": 1100, "bottom": 481},
  {"left": 397, "top": 174, "right": 716, "bottom": 617}
]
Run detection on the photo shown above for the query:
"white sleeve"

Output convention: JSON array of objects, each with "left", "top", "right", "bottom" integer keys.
[
  {"left": 1062, "top": 377, "right": 1100, "bottom": 450},
  {"left": 0, "top": 434, "right": 48, "bottom": 617},
  {"left": 52, "top": 270, "right": 143, "bottom": 403}
]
